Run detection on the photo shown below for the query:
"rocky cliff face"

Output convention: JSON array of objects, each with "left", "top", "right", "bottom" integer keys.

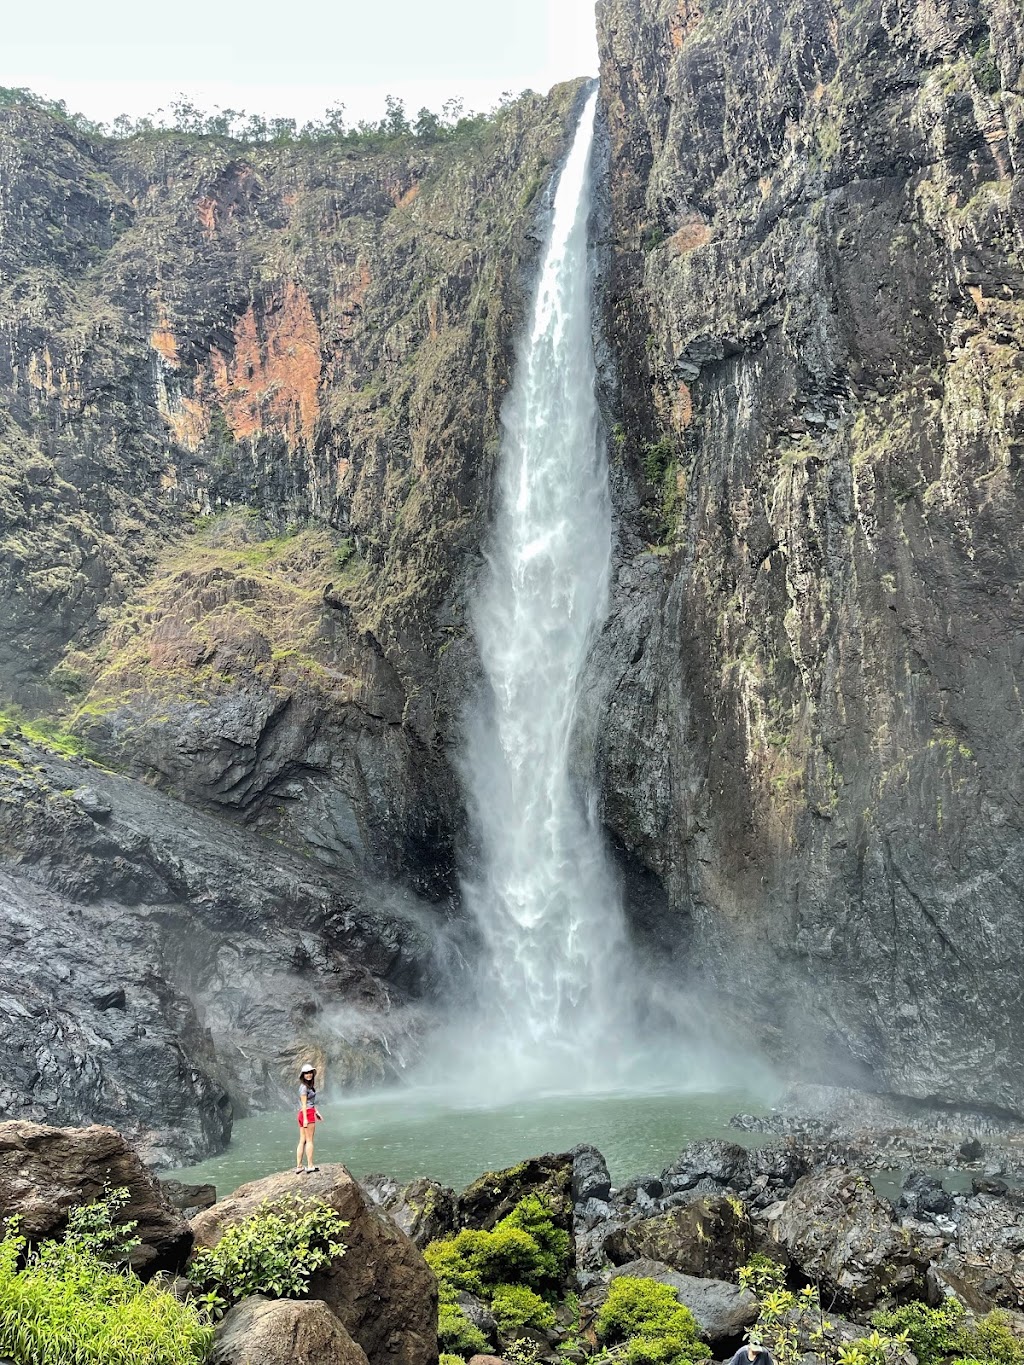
[
  {"left": 0, "top": 86, "right": 586, "bottom": 1159},
  {"left": 593, "top": 0, "right": 1024, "bottom": 1108}
]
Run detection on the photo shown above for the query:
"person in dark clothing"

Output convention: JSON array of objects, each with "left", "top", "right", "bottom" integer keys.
[{"left": 726, "top": 1343, "right": 775, "bottom": 1365}]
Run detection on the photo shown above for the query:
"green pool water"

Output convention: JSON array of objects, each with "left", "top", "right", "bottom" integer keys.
[{"left": 172, "top": 1085, "right": 776, "bottom": 1194}]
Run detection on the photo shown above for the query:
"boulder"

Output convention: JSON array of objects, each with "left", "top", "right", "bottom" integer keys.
[
  {"left": 0, "top": 1120, "right": 190, "bottom": 1274},
  {"left": 361, "top": 1172, "right": 457, "bottom": 1247},
  {"left": 608, "top": 1258, "right": 758, "bottom": 1344},
  {"left": 604, "top": 1195, "right": 766, "bottom": 1279},
  {"left": 457, "top": 1291, "right": 499, "bottom": 1346},
  {"left": 211, "top": 1295, "right": 368, "bottom": 1365},
  {"left": 897, "top": 1171, "right": 952, "bottom": 1218},
  {"left": 769, "top": 1168, "right": 926, "bottom": 1307},
  {"left": 662, "top": 1141, "right": 752, "bottom": 1193},
  {"left": 191, "top": 1166, "right": 436, "bottom": 1365},
  {"left": 457, "top": 1153, "right": 574, "bottom": 1231},
  {"left": 571, "top": 1145, "right": 612, "bottom": 1204},
  {"left": 938, "top": 1190, "right": 1024, "bottom": 1307},
  {"left": 161, "top": 1179, "right": 217, "bottom": 1217}
]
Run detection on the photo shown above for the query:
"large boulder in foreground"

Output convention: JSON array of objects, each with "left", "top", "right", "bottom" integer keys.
[
  {"left": 191, "top": 1165, "right": 436, "bottom": 1365},
  {"left": 604, "top": 1195, "right": 766, "bottom": 1280},
  {"left": 0, "top": 1121, "right": 190, "bottom": 1273},
  {"left": 211, "top": 1295, "right": 369, "bottom": 1365},
  {"left": 768, "top": 1167, "right": 927, "bottom": 1307},
  {"left": 609, "top": 1259, "right": 758, "bottom": 1344}
]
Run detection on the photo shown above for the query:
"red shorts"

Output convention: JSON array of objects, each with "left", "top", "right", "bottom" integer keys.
[{"left": 297, "top": 1107, "right": 317, "bottom": 1128}]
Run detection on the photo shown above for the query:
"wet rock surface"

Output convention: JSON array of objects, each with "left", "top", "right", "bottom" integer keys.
[
  {"left": 768, "top": 1167, "right": 929, "bottom": 1307},
  {"left": 456, "top": 1152, "right": 575, "bottom": 1231},
  {"left": 593, "top": 0, "right": 1024, "bottom": 1107},
  {"left": 0, "top": 743, "right": 438, "bottom": 1164},
  {"left": 362, "top": 1173, "right": 458, "bottom": 1248},
  {"left": 0, "top": 1120, "right": 191, "bottom": 1274}
]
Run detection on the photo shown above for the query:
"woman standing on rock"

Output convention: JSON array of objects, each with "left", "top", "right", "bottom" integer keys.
[{"left": 295, "top": 1064, "right": 321, "bottom": 1174}]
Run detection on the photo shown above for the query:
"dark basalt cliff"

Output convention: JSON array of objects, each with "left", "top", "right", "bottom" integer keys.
[
  {"left": 592, "top": 0, "right": 1024, "bottom": 1108},
  {"left": 2, "top": 0, "right": 1024, "bottom": 1159},
  {"left": 0, "top": 85, "right": 586, "bottom": 1159}
]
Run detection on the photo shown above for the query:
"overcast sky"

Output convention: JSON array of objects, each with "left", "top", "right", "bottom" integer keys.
[{"left": 2, "top": 0, "right": 599, "bottom": 127}]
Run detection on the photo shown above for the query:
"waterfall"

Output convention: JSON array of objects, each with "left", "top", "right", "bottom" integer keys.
[{"left": 456, "top": 88, "right": 637, "bottom": 1096}]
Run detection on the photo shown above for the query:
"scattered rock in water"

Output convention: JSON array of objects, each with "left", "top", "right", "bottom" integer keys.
[
  {"left": 211, "top": 1295, "right": 368, "bottom": 1365},
  {"left": 190, "top": 1165, "right": 436, "bottom": 1365},
  {"left": 662, "top": 1140, "right": 752, "bottom": 1193},
  {"left": 0, "top": 1120, "right": 190, "bottom": 1274},
  {"left": 897, "top": 1170, "right": 953, "bottom": 1218},
  {"left": 160, "top": 1179, "right": 217, "bottom": 1217}
]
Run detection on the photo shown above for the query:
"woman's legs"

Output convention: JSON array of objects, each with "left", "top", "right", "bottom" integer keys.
[
  {"left": 305, "top": 1127, "right": 316, "bottom": 1170},
  {"left": 296, "top": 1127, "right": 308, "bottom": 1171}
]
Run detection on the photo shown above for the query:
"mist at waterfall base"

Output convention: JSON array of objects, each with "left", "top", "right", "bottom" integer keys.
[{"left": 404, "top": 89, "right": 770, "bottom": 1110}]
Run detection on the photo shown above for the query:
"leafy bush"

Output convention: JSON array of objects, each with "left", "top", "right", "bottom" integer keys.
[
  {"left": 0, "top": 1200, "right": 212, "bottom": 1365},
  {"left": 872, "top": 1302, "right": 966, "bottom": 1365},
  {"left": 736, "top": 1258, "right": 836, "bottom": 1365},
  {"left": 962, "top": 1311, "right": 1024, "bottom": 1365},
  {"left": 187, "top": 1195, "right": 347, "bottom": 1304},
  {"left": 499, "top": 1195, "right": 571, "bottom": 1284},
  {"left": 738, "top": 1254, "right": 787, "bottom": 1298},
  {"left": 440, "top": 1354, "right": 467, "bottom": 1365},
  {"left": 491, "top": 1283, "right": 556, "bottom": 1333},
  {"left": 438, "top": 1302, "right": 490, "bottom": 1356},
  {"left": 868, "top": 1299, "right": 1024, "bottom": 1365},
  {"left": 596, "top": 1276, "right": 711, "bottom": 1365},
  {"left": 425, "top": 1194, "right": 569, "bottom": 1301},
  {"left": 625, "top": 1332, "right": 712, "bottom": 1365}
]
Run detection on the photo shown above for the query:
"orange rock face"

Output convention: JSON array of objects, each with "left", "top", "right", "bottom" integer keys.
[
  {"left": 669, "top": 0, "right": 703, "bottom": 48},
  {"left": 211, "top": 282, "right": 323, "bottom": 447}
]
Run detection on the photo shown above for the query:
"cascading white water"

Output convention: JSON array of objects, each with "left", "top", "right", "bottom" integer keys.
[{"left": 457, "top": 89, "right": 637, "bottom": 1095}]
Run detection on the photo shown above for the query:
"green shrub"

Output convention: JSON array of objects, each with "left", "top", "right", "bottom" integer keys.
[
  {"left": 625, "top": 1332, "right": 712, "bottom": 1365},
  {"left": 737, "top": 1254, "right": 787, "bottom": 1298},
  {"left": 872, "top": 1301, "right": 965, "bottom": 1365},
  {"left": 187, "top": 1195, "right": 347, "bottom": 1304},
  {"left": 596, "top": 1277, "right": 707, "bottom": 1357},
  {"left": 491, "top": 1283, "right": 556, "bottom": 1333},
  {"left": 0, "top": 1207, "right": 212, "bottom": 1365},
  {"left": 959, "top": 1311, "right": 1024, "bottom": 1365},
  {"left": 499, "top": 1195, "right": 571, "bottom": 1284},
  {"left": 440, "top": 1354, "right": 467, "bottom": 1365},
  {"left": 438, "top": 1302, "right": 490, "bottom": 1356},
  {"left": 425, "top": 1194, "right": 569, "bottom": 1302}
]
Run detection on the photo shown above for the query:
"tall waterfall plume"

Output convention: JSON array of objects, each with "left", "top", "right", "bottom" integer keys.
[{"left": 456, "top": 89, "right": 638, "bottom": 1095}]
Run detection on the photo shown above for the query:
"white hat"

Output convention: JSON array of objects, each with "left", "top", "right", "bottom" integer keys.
[{"left": 298, "top": 1062, "right": 316, "bottom": 1075}]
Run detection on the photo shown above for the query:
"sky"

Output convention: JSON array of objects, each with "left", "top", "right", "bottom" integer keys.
[{"left": 2, "top": 0, "right": 600, "bottom": 129}]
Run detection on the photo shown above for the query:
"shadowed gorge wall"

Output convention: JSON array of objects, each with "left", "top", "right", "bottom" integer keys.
[{"left": 592, "top": 0, "right": 1024, "bottom": 1108}]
